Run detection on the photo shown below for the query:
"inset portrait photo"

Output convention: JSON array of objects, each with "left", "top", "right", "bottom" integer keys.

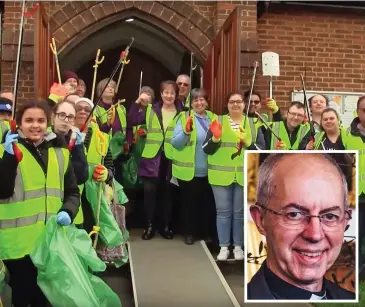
[{"left": 244, "top": 151, "right": 358, "bottom": 303}]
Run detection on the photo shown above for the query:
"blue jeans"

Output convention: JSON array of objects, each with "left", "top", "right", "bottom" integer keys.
[{"left": 212, "top": 183, "right": 243, "bottom": 247}]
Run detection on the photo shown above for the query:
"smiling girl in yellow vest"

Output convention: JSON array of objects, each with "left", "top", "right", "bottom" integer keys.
[
  {"left": 170, "top": 88, "right": 217, "bottom": 245},
  {"left": 203, "top": 92, "right": 256, "bottom": 261},
  {"left": 0, "top": 100, "right": 80, "bottom": 307}
]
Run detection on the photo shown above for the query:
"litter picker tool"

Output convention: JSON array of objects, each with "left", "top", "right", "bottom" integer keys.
[
  {"left": 88, "top": 130, "right": 108, "bottom": 249},
  {"left": 97, "top": 99, "right": 126, "bottom": 118},
  {"left": 300, "top": 73, "right": 315, "bottom": 142},
  {"left": 187, "top": 52, "right": 197, "bottom": 116},
  {"left": 116, "top": 37, "right": 135, "bottom": 94},
  {"left": 91, "top": 49, "right": 105, "bottom": 101},
  {"left": 11, "top": 0, "right": 39, "bottom": 162},
  {"left": 254, "top": 111, "right": 282, "bottom": 141},
  {"left": 49, "top": 38, "right": 62, "bottom": 85},
  {"left": 68, "top": 37, "right": 135, "bottom": 151},
  {"left": 262, "top": 52, "right": 280, "bottom": 99},
  {"left": 243, "top": 61, "right": 259, "bottom": 129},
  {"left": 138, "top": 71, "right": 143, "bottom": 95}
]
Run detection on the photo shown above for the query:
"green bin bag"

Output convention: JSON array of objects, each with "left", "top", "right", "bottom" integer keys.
[
  {"left": 113, "top": 178, "right": 129, "bottom": 205},
  {"left": 30, "top": 216, "right": 122, "bottom": 307},
  {"left": 110, "top": 131, "right": 126, "bottom": 160},
  {"left": 121, "top": 155, "right": 139, "bottom": 188},
  {"left": 85, "top": 170, "right": 123, "bottom": 248}
]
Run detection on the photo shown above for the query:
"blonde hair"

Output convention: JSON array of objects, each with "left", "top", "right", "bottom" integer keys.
[{"left": 96, "top": 78, "right": 116, "bottom": 98}]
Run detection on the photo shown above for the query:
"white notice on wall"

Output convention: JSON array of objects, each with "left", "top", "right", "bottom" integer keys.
[
  {"left": 343, "top": 95, "right": 358, "bottom": 113},
  {"left": 341, "top": 112, "right": 355, "bottom": 128}
]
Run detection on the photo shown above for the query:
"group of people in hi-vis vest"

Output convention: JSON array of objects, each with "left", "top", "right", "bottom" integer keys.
[{"left": 1, "top": 65, "right": 365, "bottom": 307}]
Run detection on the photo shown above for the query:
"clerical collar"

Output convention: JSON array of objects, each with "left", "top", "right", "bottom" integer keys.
[{"left": 264, "top": 261, "right": 327, "bottom": 300}]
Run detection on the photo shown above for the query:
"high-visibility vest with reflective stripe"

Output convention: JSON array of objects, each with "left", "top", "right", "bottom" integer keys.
[
  {"left": 0, "top": 121, "right": 10, "bottom": 141},
  {"left": 75, "top": 123, "right": 111, "bottom": 224},
  {"left": 95, "top": 104, "right": 127, "bottom": 133},
  {"left": 314, "top": 128, "right": 347, "bottom": 150},
  {"left": 270, "top": 122, "right": 309, "bottom": 150},
  {"left": 0, "top": 144, "right": 69, "bottom": 260},
  {"left": 142, "top": 104, "right": 178, "bottom": 159},
  {"left": 172, "top": 110, "right": 217, "bottom": 181},
  {"left": 343, "top": 128, "right": 365, "bottom": 195},
  {"left": 207, "top": 115, "right": 252, "bottom": 187},
  {"left": 248, "top": 117, "right": 263, "bottom": 143}
]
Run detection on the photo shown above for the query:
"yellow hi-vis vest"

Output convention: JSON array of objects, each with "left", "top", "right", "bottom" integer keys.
[
  {"left": 142, "top": 104, "right": 178, "bottom": 160},
  {"left": 172, "top": 110, "right": 217, "bottom": 181},
  {"left": 270, "top": 121, "right": 309, "bottom": 150},
  {"left": 207, "top": 115, "right": 252, "bottom": 187},
  {"left": 0, "top": 144, "right": 69, "bottom": 260},
  {"left": 75, "top": 123, "right": 111, "bottom": 224},
  {"left": 0, "top": 121, "right": 10, "bottom": 141},
  {"left": 95, "top": 104, "right": 127, "bottom": 132},
  {"left": 248, "top": 117, "right": 263, "bottom": 143},
  {"left": 343, "top": 128, "right": 365, "bottom": 195},
  {"left": 314, "top": 128, "right": 347, "bottom": 150}
]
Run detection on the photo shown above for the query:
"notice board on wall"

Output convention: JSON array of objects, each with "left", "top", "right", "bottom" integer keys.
[{"left": 291, "top": 90, "right": 365, "bottom": 128}]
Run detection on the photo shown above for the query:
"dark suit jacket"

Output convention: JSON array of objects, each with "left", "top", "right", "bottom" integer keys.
[{"left": 247, "top": 261, "right": 355, "bottom": 300}]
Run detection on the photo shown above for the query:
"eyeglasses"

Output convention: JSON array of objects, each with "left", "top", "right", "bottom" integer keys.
[
  {"left": 249, "top": 100, "right": 261, "bottom": 105},
  {"left": 228, "top": 100, "right": 244, "bottom": 105},
  {"left": 76, "top": 105, "right": 92, "bottom": 113},
  {"left": 255, "top": 203, "right": 351, "bottom": 231},
  {"left": 288, "top": 111, "right": 305, "bottom": 119},
  {"left": 56, "top": 112, "right": 75, "bottom": 122},
  {"left": 177, "top": 82, "right": 189, "bottom": 87}
]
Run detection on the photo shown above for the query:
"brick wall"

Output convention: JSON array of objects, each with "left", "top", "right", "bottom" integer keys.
[
  {"left": 255, "top": 3, "right": 365, "bottom": 111},
  {"left": 2, "top": 1, "right": 37, "bottom": 104},
  {"left": 1, "top": 1, "right": 220, "bottom": 103},
  {"left": 190, "top": 1, "right": 215, "bottom": 24}
]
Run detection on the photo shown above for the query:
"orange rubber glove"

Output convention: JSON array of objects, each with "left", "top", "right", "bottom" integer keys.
[
  {"left": 303, "top": 114, "right": 308, "bottom": 124},
  {"left": 210, "top": 120, "right": 222, "bottom": 142},
  {"left": 123, "top": 144, "right": 129, "bottom": 154},
  {"left": 306, "top": 140, "right": 314, "bottom": 150},
  {"left": 275, "top": 141, "right": 287, "bottom": 150},
  {"left": 185, "top": 116, "right": 193, "bottom": 133},
  {"left": 136, "top": 128, "right": 146, "bottom": 136},
  {"left": 49, "top": 83, "right": 69, "bottom": 104},
  {"left": 93, "top": 165, "right": 108, "bottom": 182}
]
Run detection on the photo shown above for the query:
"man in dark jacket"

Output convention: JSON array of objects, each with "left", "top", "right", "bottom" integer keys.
[{"left": 248, "top": 153, "right": 355, "bottom": 300}]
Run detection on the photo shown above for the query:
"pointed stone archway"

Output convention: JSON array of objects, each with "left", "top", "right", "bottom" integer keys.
[{"left": 50, "top": 1, "right": 215, "bottom": 63}]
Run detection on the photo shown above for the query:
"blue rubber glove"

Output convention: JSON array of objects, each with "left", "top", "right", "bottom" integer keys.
[
  {"left": 57, "top": 211, "right": 71, "bottom": 226},
  {"left": 3, "top": 131, "right": 18, "bottom": 155},
  {"left": 75, "top": 130, "right": 83, "bottom": 146}
]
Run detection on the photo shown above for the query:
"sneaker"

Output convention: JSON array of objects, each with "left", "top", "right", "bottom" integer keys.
[
  {"left": 233, "top": 246, "right": 244, "bottom": 260},
  {"left": 217, "top": 247, "right": 230, "bottom": 261}
]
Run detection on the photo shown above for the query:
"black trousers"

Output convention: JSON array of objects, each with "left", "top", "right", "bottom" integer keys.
[
  {"left": 359, "top": 194, "right": 365, "bottom": 278},
  {"left": 178, "top": 176, "right": 216, "bottom": 239},
  {"left": 141, "top": 154, "right": 172, "bottom": 228},
  {"left": 4, "top": 256, "right": 48, "bottom": 307}
]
